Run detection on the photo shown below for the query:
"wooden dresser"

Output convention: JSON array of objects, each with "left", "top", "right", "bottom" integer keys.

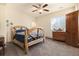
[{"left": 53, "top": 32, "right": 66, "bottom": 41}]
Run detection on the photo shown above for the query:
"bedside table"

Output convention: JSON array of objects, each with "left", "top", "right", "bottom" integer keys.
[{"left": 0, "top": 36, "right": 5, "bottom": 55}]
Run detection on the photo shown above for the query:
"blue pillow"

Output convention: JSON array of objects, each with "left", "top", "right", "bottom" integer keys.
[{"left": 16, "top": 30, "right": 25, "bottom": 33}]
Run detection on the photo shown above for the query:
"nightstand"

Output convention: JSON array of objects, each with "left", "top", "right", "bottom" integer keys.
[{"left": 0, "top": 36, "right": 5, "bottom": 55}]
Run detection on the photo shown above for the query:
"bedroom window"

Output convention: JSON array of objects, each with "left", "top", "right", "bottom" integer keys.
[{"left": 51, "top": 16, "right": 66, "bottom": 32}]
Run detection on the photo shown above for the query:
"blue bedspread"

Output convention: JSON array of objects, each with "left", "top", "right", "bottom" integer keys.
[
  {"left": 15, "top": 34, "right": 25, "bottom": 42},
  {"left": 14, "top": 29, "right": 43, "bottom": 43}
]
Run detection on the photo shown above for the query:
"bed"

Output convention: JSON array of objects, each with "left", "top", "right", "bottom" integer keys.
[{"left": 11, "top": 26, "right": 45, "bottom": 53}]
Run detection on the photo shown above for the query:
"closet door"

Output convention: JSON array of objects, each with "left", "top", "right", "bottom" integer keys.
[
  {"left": 66, "top": 13, "right": 73, "bottom": 45},
  {"left": 71, "top": 11, "right": 78, "bottom": 45},
  {"left": 66, "top": 11, "right": 78, "bottom": 47}
]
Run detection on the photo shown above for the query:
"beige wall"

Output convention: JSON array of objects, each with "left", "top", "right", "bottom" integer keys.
[
  {"left": 75, "top": 3, "right": 79, "bottom": 10},
  {"left": 0, "top": 4, "right": 6, "bottom": 43},
  {"left": 5, "top": 4, "right": 35, "bottom": 28},
  {"left": 0, "top": 4, "right": 6, "bottom": 36},
  {"left": 35, "top": 7, "right": 75, "bottom": 38},
  {"left": 0, "top": 4, "right": 36, "bottom": 43},
  {"left": 0, "top": 5, "right": 4, "bottom": 33}
]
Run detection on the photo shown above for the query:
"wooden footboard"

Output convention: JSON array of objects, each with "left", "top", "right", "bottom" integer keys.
[
  {"left": 28, "top": 38, "right": 44, "bottom": 46},
  {"left": 12, "top": 38, "right": 44, "bottom": 54}
]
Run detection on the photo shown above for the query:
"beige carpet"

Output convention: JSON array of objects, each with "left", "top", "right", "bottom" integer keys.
[{"left": 5, "top": 39, "right": 79, "bottom": 56}]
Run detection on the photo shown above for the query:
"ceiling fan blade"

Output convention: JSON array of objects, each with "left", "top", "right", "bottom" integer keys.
[
  {"left": 32, "top": 5, "right": 39, "bottom": 8},
  {"left": 43, "top": 4, "right": 48, "bottom": 8},
  {"left": 43, "top": 9, "right": 49, "bottom": 12},
  {"left": 32, "top": 10, "right": 37, "bottom": 12}
]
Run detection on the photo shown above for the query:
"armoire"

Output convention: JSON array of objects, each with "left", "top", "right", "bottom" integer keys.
[{"left": 66, "top": 10, "right": 79, "bottom": 47}]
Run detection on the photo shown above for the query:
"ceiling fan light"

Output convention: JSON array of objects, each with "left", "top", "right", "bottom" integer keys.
[
  {"left": 39, "top": 12, "right": 42, "bottom": 14},
  {"left": 39, "top": 9, "right": 43, "bottom": 12}
]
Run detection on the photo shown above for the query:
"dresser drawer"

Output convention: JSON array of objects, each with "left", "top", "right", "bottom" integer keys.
[{"left": 53, "top": 32, "right": 66, "bottom": 41}]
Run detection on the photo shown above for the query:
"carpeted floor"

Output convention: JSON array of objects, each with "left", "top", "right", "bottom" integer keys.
[{"left": 4, "top": 39, "right": 79, "bottom": 56}]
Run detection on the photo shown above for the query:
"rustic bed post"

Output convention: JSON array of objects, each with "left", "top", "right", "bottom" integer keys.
[
  {"left": 39, "top": 28, "right": 45, "bottom": 43},
  {"left": 24, "top": 29, "right": 29, "bottom": 54}
]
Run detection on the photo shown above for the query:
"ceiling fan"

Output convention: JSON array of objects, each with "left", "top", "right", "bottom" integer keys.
[{"left": 32, "top": 4, "right": 49, "bottom": 14}]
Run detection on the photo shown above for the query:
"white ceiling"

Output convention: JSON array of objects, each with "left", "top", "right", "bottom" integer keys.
[{"left": 6, "top": 3, "right": 76, "bottom": 18}]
